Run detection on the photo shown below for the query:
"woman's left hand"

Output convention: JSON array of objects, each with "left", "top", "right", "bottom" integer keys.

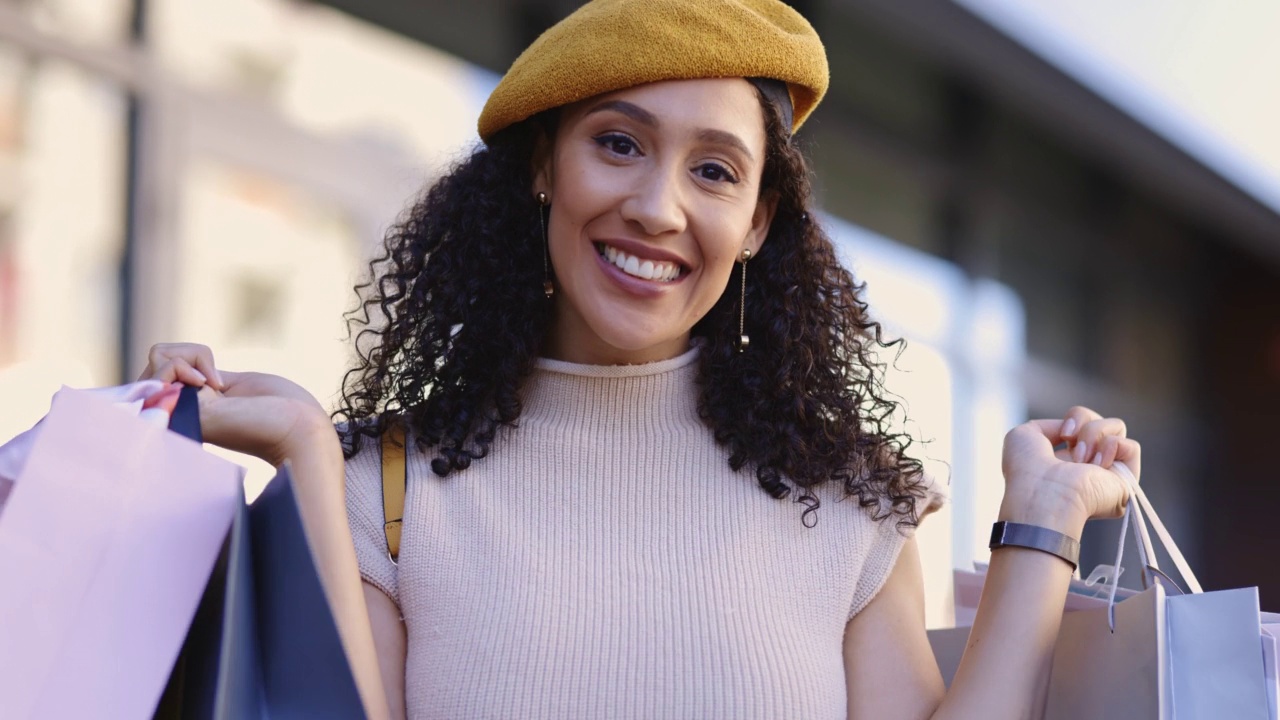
[{"left": 999, "top": 406, "right": 1141, "bottom": 536}]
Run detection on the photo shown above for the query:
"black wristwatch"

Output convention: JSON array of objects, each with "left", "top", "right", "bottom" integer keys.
[{"left": 989, "top": 521, "right": 1081, "bottom": 571}]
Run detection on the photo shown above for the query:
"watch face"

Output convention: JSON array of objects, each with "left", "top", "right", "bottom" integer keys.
[{"left": 988, "top": 521, "right": 1008, "bottom": 547}]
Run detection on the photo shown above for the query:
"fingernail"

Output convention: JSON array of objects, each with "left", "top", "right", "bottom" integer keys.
[
  {"left": 1092, "top": 451, "right": 1103, "bottom": 465},
  {"left": 1073, "top": 443, "right": 1087, "bottom": 462},
  {"left": 191, "top": 368, "right": 207, "bottom": 383},
  {"left": 1061, "top": 418, "right": 1077, "bottom": 437},
  {"left": 214, "top": 370, "right": 225, "bottom": 388}
]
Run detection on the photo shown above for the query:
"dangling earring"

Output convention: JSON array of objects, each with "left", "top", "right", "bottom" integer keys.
[
  {"left": 537, "top": 192, "right": 553, "bottom": 298},
  {"left": 736, "top": 248, "right": 752, "bottom": 352}
]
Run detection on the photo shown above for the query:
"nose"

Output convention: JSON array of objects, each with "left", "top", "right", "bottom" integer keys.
[{"left": 619, "top": 162, "right": 687, "bottom": 237}]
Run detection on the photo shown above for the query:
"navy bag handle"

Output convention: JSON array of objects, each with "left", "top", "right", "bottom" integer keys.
[{"left": 168, "top": 385, "right": 203, "bottom": 443}]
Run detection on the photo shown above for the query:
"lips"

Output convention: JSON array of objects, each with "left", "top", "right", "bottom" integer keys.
[{"left": 593, "top": 241, "right": 687, "bottom": 283}]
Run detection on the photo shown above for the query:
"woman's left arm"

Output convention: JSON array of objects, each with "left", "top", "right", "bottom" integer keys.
[
  {"left": 845, "top": 406, "right": 1137, "bottom": 720},
  {"left": 843, "top": 536, "right": 945, "bottom": 720}
]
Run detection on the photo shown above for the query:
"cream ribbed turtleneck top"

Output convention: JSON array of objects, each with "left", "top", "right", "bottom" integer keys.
[{"left": 345, "top": 346, "right": 927, "bottom": 719}]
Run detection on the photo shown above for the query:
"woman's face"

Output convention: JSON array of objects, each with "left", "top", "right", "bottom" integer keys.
[{"left": 534, "top": 78, "right": 776, "bottom": 365}]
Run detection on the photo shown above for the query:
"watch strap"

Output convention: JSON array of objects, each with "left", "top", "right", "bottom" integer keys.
[{"left": 989, "top": 521, "right": 1080, "bottom": 570}]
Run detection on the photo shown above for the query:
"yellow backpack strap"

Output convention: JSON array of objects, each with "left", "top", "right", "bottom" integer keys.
[{"left": 381, "top": 423, "right": 407, "bottom": 565}]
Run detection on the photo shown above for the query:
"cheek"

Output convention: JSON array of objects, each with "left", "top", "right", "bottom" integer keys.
[
  {"left": 692, "top": 210, "right": 755, "bottom": 273},
  {"left": 682, "top": 229, "right": 745, "bottom": 317},
  {"left": 547, "top": 167, "right": 611, "bottom": 242}
]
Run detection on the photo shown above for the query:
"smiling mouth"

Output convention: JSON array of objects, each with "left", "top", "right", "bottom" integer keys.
[{"left": 594, "top": 242, "right": 686, "bottom": 282}]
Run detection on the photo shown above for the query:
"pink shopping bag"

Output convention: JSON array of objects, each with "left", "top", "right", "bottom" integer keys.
[{"left": 0, "top": 387, "right": 243, "bottom": 719}]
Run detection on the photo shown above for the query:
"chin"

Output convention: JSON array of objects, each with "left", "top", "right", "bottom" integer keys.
[
  {"left": 598, "top": 329, "right": 677, "bottom": 353},
  {"left": 585, "top": 321, "right": 691, "bottom": 360}
]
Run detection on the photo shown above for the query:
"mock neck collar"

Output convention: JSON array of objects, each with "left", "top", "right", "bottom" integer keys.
[
  {"left": 533, "top": 342, "right": 701, "bottom": 378},
  {"left": 520, "top": 344, "right": 704, "bottom": 433}
]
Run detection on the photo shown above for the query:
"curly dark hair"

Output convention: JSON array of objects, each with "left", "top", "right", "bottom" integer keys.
[{"left": 334, "top": 89, "right": 932, "bottom": 528}]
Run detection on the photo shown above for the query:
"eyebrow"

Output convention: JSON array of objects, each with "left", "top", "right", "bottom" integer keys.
[
  {"left": 584, "top": 100, "right": 756, "bottom": 164},
  {"left": 584, "top": 100, "right": 658, "bottom": 127},
  {"left": 696, "top": 128, "right": 755, "bottom": 164}
]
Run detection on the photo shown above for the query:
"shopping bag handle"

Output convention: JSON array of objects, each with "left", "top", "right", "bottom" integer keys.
[
  {"left": 1106, "top": 498, "right": 1148, "bottom": 630},
  {"left": 1113, "top": 462, "right": 1202, "bottom": 595},
  {"left": 1105, "top": 462, "right": 1203, "bottom": 630},
  {"left": 167, "top": 385, "right": 203, "bottom": 444}
]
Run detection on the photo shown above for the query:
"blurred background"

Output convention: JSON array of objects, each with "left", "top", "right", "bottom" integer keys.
[{"left": 0, "top": 0, "right": 1277, "bottom": 626}]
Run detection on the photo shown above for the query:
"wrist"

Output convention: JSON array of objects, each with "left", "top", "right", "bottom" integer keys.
[
  {"left": 269, "top": 405, "right": 339, "bottom": 468},
  {"left": 999, "top": 474, "right": 1089, "bottom": 539}
]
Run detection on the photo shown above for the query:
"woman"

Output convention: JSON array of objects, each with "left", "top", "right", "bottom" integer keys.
[{"left": 140, "top": 0, "right": 1140, "bottom": 717}]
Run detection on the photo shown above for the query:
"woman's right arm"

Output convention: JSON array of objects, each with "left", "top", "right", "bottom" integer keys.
[
  {"left": 139, "top": 343, "right": 401, "bottom": 720},
  {"left": 279, "top": 416, "right": 397, "bottom": 720}
]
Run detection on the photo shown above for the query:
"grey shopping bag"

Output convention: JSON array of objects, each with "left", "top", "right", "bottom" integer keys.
[{"left": 929, "top": 464, "right": 1273, "bottom": 720}]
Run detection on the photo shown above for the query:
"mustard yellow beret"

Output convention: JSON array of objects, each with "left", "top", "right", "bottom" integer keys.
[{"left": 478, "top": 0, "right": 829, "bottom": 142}]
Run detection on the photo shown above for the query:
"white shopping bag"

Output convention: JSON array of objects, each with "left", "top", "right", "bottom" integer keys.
[
  {"left": 930, "top": 465, "right": 1275, "bottom": 720},
  {"left": 1263, "top": 627, "right": 1280, "bottom": 719}
]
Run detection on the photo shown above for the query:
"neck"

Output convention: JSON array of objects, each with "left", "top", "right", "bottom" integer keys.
[{"left": 543, "top": 310, "right": 692, "bottom": 365}]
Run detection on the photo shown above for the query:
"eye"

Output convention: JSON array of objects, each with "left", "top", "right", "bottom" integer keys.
[
  {"left": 594, "top": 133, "right": 640, "bottom": 157},
  {"left": 695, "top": 162, "right": 740, "bottom": 184}
]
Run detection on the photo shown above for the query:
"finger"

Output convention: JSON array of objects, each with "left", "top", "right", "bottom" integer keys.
[
  {"left": 1058, "top": 405, "right": 1104, "bottom": 442},
  {"left": 139, "top": 343, "right": 182, "bottom": 382},
  {"left": 147, "top": 359, "right": 178, "bottom": 384},
  {"left": 153, "top": 358, "right": 208, "bottom": 387},
  {"left": 1023, "top": 418, "right": 1083, "bottom": 443},
  {"left": 188, "top": 346, "right": 225, "bottom": 390},
  {"left": 1112, "top": 437, "right": 1142, "bottom": 481},
  {"left": 171, "top": 357, "right": 209, "bottom": 387},
  {"left": 139, "top": 343, "right": 221, "bottom": 385},
  {"left": 142, "top": 343, "right": 179, "bottom": 380},
  {"left": 1073, "top": 417, "right": 1127, "bottom": 463},
  {"left": 1095, "top": 434, "right": 1120, "bottom": 468},
  {"left": 1022, "top": 416, "right": 1103, "bottom": 446}
]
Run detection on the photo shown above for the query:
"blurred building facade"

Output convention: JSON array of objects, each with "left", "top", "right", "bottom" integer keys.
[{"left": 1, "top": 0, "right": 1277, "bottom": 614}]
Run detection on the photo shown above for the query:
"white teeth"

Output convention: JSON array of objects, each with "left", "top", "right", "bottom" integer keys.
[{"left": 597, "top": 243, "right": 681, "bottom": 282}]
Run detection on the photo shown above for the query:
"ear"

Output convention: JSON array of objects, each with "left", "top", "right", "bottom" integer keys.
[
  {"left": 744, "top": 190, "right": 780, "bottom": 257},
  {"left": 530, "top": 126, "right": 555, "bottom": 198}
]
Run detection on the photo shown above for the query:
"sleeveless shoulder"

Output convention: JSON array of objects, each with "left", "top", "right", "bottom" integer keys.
[
  {"left": 344, "top": 435, "right": 399, "bottom": 602},
  {"left": 846, "top": 474, "right": 948, "bottom": 620}
]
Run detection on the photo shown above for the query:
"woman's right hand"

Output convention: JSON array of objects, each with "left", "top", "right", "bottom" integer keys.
[
  {"left": 145, "top": 344, "right": 388, "bottom": 719},
  {"left": 139, "top": 342, "right": 334, "bottom": 467}
]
